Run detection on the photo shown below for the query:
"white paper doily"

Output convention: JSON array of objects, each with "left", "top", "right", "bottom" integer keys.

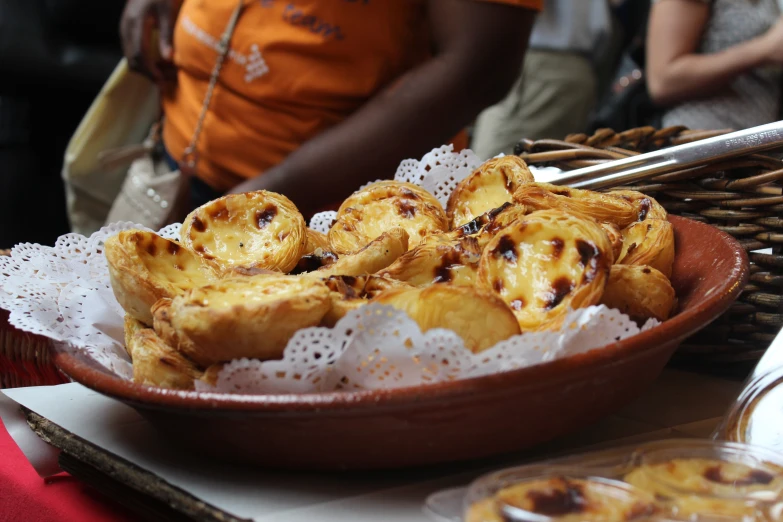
[{"left": 0, "top": 146, "right": 656, "bottom": 394}]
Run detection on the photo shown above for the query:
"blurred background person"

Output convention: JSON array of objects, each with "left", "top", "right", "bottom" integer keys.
[
  {"left": 0, "top": 0, "right": 123, "bottom": 247},
  {"left": 120, "top": 0, "right": 540, "bottom": 220},
  {"left": 646, "top": 0, "right": 783, "bottom": 131},
  {"left": 470, "top": 0, "right": 612, "bottom": 159}
]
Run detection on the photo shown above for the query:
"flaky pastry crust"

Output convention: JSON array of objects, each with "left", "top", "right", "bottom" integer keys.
[
  {"left": 153, "top": 274, "right": 331, "bottom": 367},
  {"left": 514, "top": 183, "right": 639, "bottom": 228},
  {"left": 377, "top": 235, "right": 482, "bottom": 287},
  {"left": 105, "top": 230, "right": 220, "bottom": 325},
  {"left": 617, "top": 219, "right": 675, "bottom": 279},
  {"left": 600, "top": 265, "right": 677, "bottom": 323},
  {"left": 125, "top": 324, "right": 202, "bottom": 390},
  {"left": 314, "top": 228, "right": 408, "bottom": 278},
  {"left": 370, "top": 284, "right": 520, "bottom": 353},
  {"left": 606, "top": 189, "right": 667, "bottom": 221},
  {"left": 446, "top": 155, "right": 534, "bottom": 228}
]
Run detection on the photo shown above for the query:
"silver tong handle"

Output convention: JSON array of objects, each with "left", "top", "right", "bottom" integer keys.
[{"left": 547, "top": 120, "right": 783, "bottom": 190}]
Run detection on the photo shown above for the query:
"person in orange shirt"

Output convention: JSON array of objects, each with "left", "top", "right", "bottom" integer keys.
[{"left": 121, "top": 0, "right": 540, "bottom": 217}]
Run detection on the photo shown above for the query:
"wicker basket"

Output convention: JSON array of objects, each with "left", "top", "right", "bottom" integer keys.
[
  {"left": 0, "top": 250, "right": 68, "bottom": 388},
  {"left": 516, "top": 126, "right": 783, "bottom": 364}
]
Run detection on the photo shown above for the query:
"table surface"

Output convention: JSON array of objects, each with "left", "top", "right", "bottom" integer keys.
[{"left": 0, "top": 369, "right": 747, "bottom": 522}]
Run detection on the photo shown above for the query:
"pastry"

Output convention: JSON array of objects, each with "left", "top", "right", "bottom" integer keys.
[
  {"left": 370, "top": 284, "right": 520, "bottom": 353},
  {"left": 153, "top": 274, "right": 331, "bottom": 367},
  {"left": 126, "top": 325, "right": 202, "bottom": 390},
  {"left": 304, "top": 228, "right": 331, "bottom": 255},
  {"left": 606, "top": 189, "right": 667, "bottom": 222},
  {"left": 181, "top": 190, "right": 307, "bottom": 273},
  {"left": 477, "top": 209, "right": 613, "bottom": 331},
  {"left": 466, "top": 476, "right": 658, "bottom": 522},
  {"left": 314, "top": 228, "right": 408, "bottom": 278},
  {"left": 617, "top": 219, "right": 675, "bottom": 279},
  {"left": 328, "top": 181, "right": 448, "bottom": 254},
  {"left": 514, "top": 183, "right": 640, "bottom": 228},
  {"left": 377, "top": 235, "right": 482, "bottom": 287},
  {"left": 600, "top": 265, "right": 677, "bottom": 323},
  {"left": 446, "top": 155, "right": 534, "bottom": 228},
  {"left": 599, "top": 222, "right": 624, "bottom": 262},
  {"left": 105, "top": 230, "right": 220, "bottom": 325},
  {"left": 625, "top": 458, "right": 783, "bottom": 520}
]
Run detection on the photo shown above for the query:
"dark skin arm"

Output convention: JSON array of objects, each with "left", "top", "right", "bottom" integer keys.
[{"left": 228, "top": 0, "right": 536, "bottom": 217}]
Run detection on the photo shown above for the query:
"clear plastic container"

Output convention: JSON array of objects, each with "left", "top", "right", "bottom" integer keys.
[{"left": 425, "top": 439, "right": 783, "bottom": 522}]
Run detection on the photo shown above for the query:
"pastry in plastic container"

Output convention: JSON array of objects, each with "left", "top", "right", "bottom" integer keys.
[{"left": 425, "top": 439, "right": 783, "bottom": 522}]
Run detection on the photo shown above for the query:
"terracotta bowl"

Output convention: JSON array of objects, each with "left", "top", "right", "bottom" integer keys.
[{"left": 53, "top": 216, "right": 748, "bottom": 471}]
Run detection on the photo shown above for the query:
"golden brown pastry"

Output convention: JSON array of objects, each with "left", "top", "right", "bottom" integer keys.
[
  {"left": 377, "top": 235, "right": 482, "bottom": 287},
  {"left": 153, "top": 274, "right": 331, "bottom": 367},
  {"left": 600, "top": 222, "right": 624, "bottom": 262},
  {"left": 625, "top": 458, "right": 783, "bottom": 520},
  {"left": 314, "top": 228, "right": 408, "bottom": 277},
  {"left": 304, "top": 228, "right": 331, "bottom": 255},
  {"left": 477, "top": 209, "right": 613, "bottom": 331},
  {"left": 606, "top": 189, "right": 667, "bottom": 222},
  {"left": 105, "top": 230, "right": 220, "bottom": 325},
  {"left": 199, "top": 363, "right": 225, "bottom": 387},
  {"left": 466, "top": 476, "right": 659, "bottom": 522},
  {"left": 370, "top": 285, "right": 520, "bottom": 353},
  {"left": 328, "top": 181, "right": 448, "bottom": 254},
  {"left": 123, "top": 314, "right": 146, "bottom": 358},
  {"left": 126, "top": 326, "right": 202, "bottom": 390},
  {"left": 181, "top": 190, "right": 307, "bottom": 273},
  {"left": 446, "top": 155, "right": 534, "bottom": 228},
  {"left": 321, "top": 292, "right": 366, "bottom": 327},
  {"left": 514, "top": 183, "right": 639, "bottom": 228},
  {"left": 600, "top": 265, "right": 677, "bottom": 323},
  {"left": 617, "top": 219, "right": 675, "bottom": 279}
]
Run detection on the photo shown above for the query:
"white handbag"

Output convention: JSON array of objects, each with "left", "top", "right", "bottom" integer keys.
[
  {"left": 61, "top": 59, "right": 160, "bottom": 235},
  {"left": 63, "top": 0, "right": 244, "bottom": 234}
]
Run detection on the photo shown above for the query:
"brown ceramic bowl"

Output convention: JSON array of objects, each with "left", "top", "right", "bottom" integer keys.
[{"left": 53, "top": 216, "right": 748, "bottom": 471}]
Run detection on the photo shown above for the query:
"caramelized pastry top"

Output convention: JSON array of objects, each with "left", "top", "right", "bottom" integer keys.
[{"left": 181, "top": 191, "right": 307, "bottom": 272}]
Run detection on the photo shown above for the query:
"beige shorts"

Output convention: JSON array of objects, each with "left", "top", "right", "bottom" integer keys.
[{"left": 471, "top": 49, "right": 597, "bottom": 159}]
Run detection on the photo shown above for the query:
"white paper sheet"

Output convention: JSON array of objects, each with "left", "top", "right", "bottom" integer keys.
[
  {"left": 0, "top": 383, "right": 485, "bottom": 521},
  {"left": 0, "top": 371, "right": 742, "bottom": 522}
]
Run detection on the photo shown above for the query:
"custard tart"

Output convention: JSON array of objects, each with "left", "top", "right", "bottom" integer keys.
[
  {"left": 477, "top": 210, "right": 613, "bottom": 331},
  {"left": 153, "top": 274, "right": 331, "bottom": 367},
  {"left": 606, "top": 189, "right": 667, "bottom": 222},
  {"left": 377, "top": 235, "right": 482, "bottom": 287},
  {"left": 328, "top": 181, "right": 448, "bottom": 254},
  {"left": 304, "top": 228, "right": 331, "bottom": 256},
  {"left": 617, "top": 219, "right": 675, "bottom": 279},
  {"left": 126, "top": 326, "right": 202, "bottom": 390},
  {"left": 466, "top": 476, "right": 658, "bottom": 522},
  {"left": 625, "top": 458, "right": 783, "bottom": 520},
  {"left": 105, "top": 230, "right": 220, "bottom": 325},
  {"left": 314, "top": 228, "right": 408, "bottom": 278},
  {"left": 600, "top": 265, "right": 677, "bottom": 323},
  {"left": 447, "top": 155, "right": 534, "bottom": 228},
  {"left": 514, "top": 183, "right": 639, "bottom": 228},
  {"left": 181, "top": 190, "right": 307, "bottom": 273},
  {"left": 370, "top": 284, "right": 520, "bottom": 353}
]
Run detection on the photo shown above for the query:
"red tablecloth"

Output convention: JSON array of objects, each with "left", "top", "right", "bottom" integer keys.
[{"left": 0, "top": 419, "right": 138, "bottom": 522}]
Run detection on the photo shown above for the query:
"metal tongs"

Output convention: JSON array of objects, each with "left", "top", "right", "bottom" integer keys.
[{"left": 535, "top": 121, "right": 783, "bottom": 189}]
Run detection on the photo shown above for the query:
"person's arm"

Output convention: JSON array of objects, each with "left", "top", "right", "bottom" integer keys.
[
  {"left": 228, "top": 0, "right": 536, "bottom": 216},
  {"left": 646, "top": 0, "right": 783, "bottom": 106}
]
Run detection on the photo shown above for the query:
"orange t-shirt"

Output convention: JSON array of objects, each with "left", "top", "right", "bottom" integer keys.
[{"left": 162, "top": 0, "right": 542, "bottom": 192}]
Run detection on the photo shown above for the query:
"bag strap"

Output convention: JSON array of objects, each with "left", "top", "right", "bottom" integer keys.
[{"left": 179, "top": 0, "right": 245, "bottom": 174}]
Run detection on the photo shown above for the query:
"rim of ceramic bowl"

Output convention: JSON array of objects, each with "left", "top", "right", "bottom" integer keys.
[{"left": 52, "top": 216, "right": 749, "bottom": 413}]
